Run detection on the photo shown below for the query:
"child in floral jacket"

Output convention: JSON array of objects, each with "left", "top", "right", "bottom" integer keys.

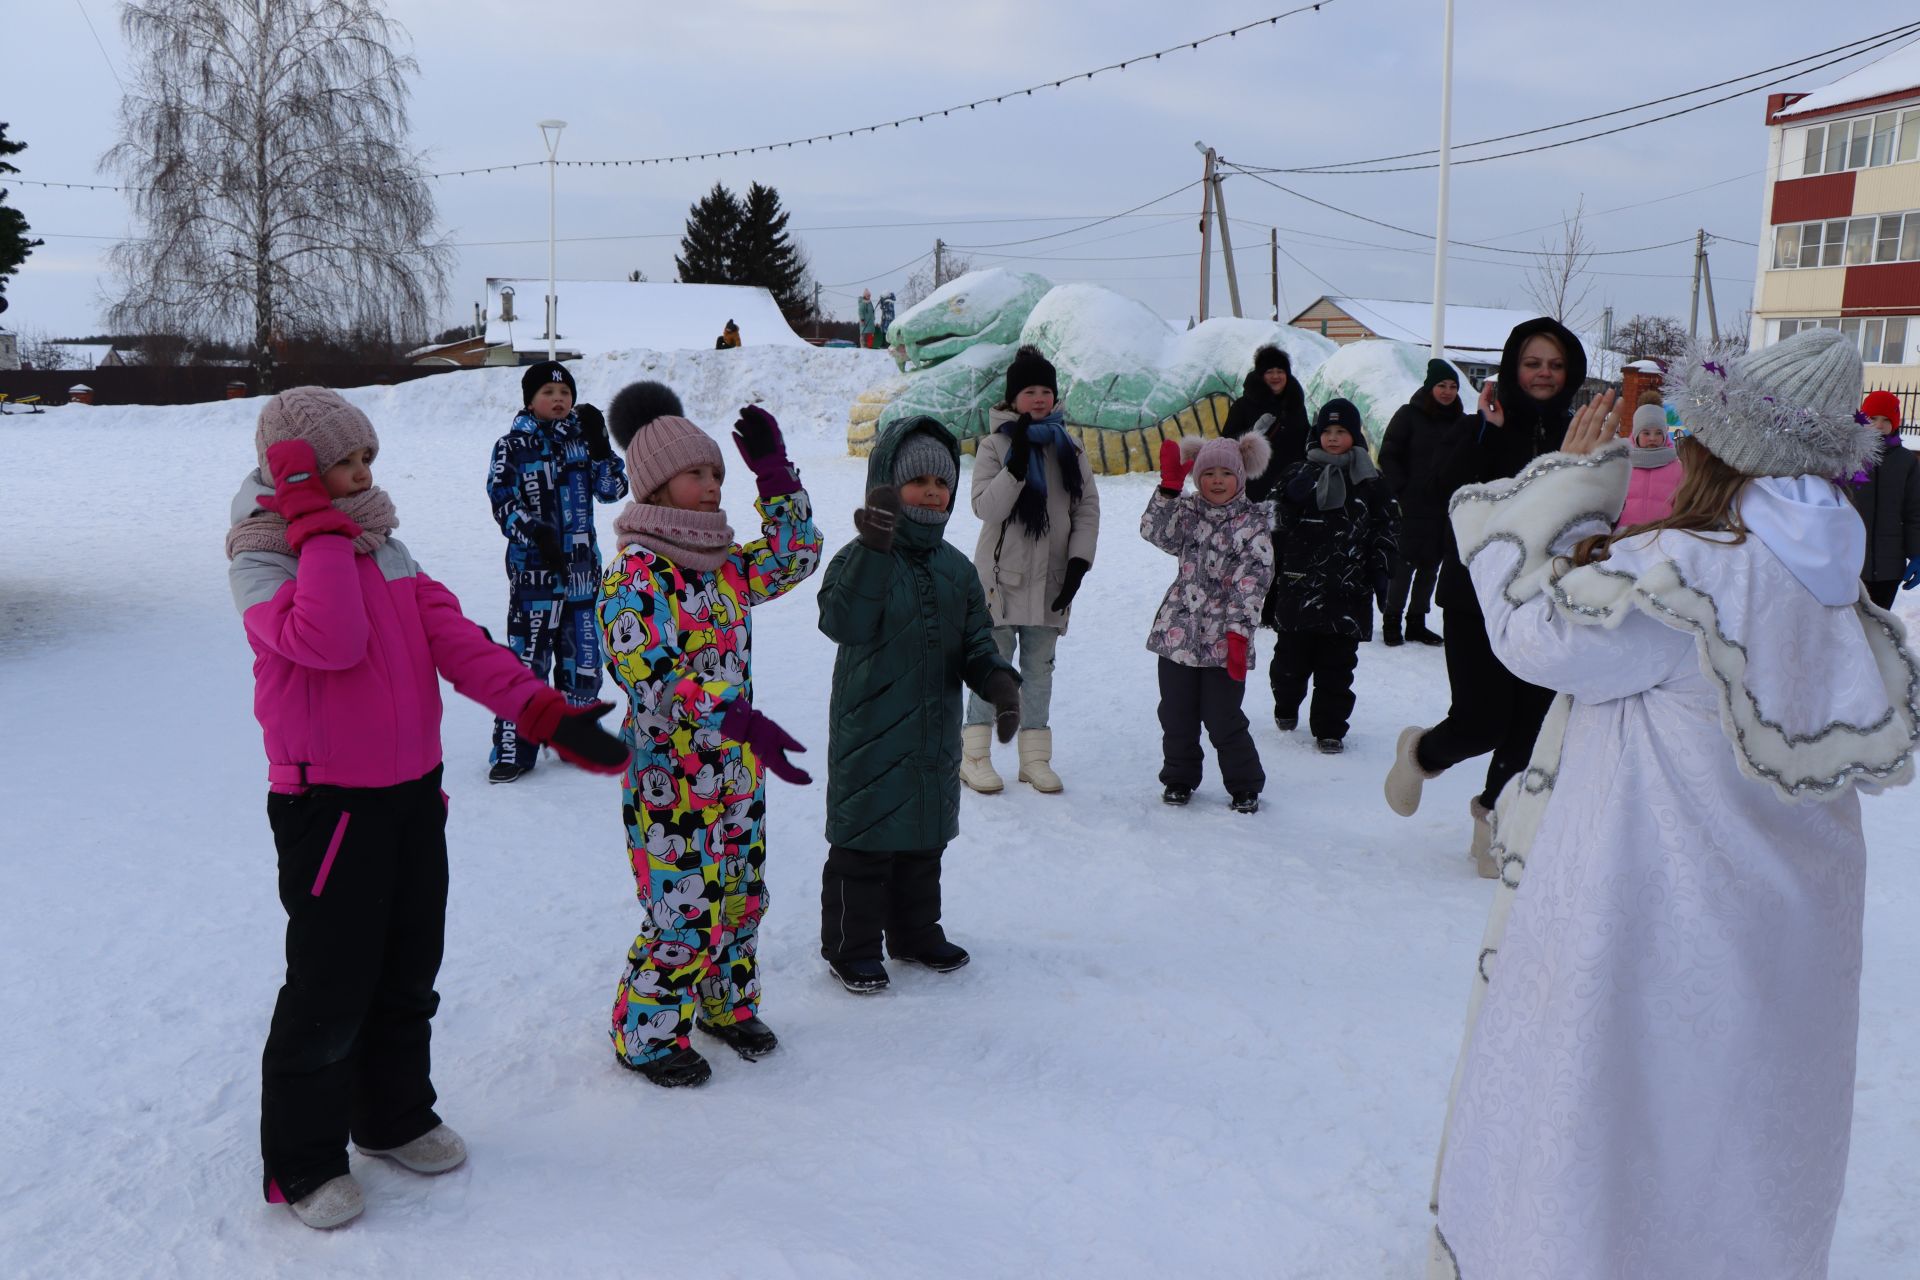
[
  {"left": 1141, "top": 433, "right": 1275, "bottom": 813},
  {"left": 596, "top": 383, "right": 822, "bottom": 1088}
]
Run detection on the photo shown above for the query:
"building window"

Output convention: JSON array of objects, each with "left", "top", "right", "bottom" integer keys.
[
  {"left": 1774, "top": 317, "right": 1914, "bottom": 364},
  {"left": 1772, "top": 209, "right": 1920, "bottom": 268},
  {"left": 1800, "top": 110, "right": 1920, "bottom": 176}
]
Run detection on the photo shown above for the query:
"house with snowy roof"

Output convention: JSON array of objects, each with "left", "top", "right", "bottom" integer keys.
[
  {"left": 1755, "top": 37, "right": 1920, "bottom": 403},
  {"left": 479, "top": 278, "right": 811, "bottom": 363},
  {"left": 1288, "top": 296, "right": 1619, "bottom": 388}
]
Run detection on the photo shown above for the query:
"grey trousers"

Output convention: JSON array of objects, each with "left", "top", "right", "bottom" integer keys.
[{"left": 965, "top": 625, "right": 1059, "bottom": 730}]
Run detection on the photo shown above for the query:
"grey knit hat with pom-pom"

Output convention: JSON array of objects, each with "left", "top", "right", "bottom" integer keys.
[{"left": 1670, "top": 328, "right": 1879, "bottom": 478}]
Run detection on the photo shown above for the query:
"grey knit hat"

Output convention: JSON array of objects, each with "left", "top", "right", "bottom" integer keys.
[
  {"left": 256, "top": 386, "right": 379, "bottom": 481},
  {"left": 1671, "top": 328, "right": 1880, "bottom": 478},
  {"left": 892, "top": 430, "right": 957, "bottom": 523}
]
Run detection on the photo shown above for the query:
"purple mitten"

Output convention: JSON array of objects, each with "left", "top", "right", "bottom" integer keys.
[
  {"left": 731, "top": 405, "right": 803, "bottom": 499},
  {"left": 719, "top": 698, "right": 812, "bottom": 786}
]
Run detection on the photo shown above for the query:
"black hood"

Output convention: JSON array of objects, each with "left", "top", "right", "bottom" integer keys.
[
  {"left": 1495, "top": 317, "right": 1586, "bottom": 425},
  {"left": 1239, "top": 367, "right": 1307, "bottom": 422},
  {"left": 1409, "top": 384, "right": 1465, "bottom": 421}
]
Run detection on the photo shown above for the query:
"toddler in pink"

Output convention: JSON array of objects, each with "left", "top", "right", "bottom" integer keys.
[
  {"left": 226, "top": 387, "right": 630, "bottom": 1230},
  {"left": 1619, "top": 402, "right": 1684, "bottom": 528}
]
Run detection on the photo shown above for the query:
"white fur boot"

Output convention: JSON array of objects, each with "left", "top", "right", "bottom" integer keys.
[
  {"left": 1016, "top": 728, "right": 1063, "bottom": 793},
  {"left": 959, "top": 723, "right": 1004, "bottom": 794},
  {"left": 1384, "top": 726, "right": 1441, "bottom": 817},
  {"left": 1469, "top": 799, "right": 1498, "bottom": 879},
  {"left": 288, "top": 1174, "right": 364, "bottom": 1229},
  {"left": 356, "top": 1123, "right": 468, "bottom": 1174}
]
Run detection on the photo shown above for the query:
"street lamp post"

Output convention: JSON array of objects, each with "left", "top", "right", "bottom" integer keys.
[
  {"left": 1429, "top": 0, "right": 1455, "bottom": 361},
  {"left": 538, "top": 119, "right": 567, "bottom": 361}
]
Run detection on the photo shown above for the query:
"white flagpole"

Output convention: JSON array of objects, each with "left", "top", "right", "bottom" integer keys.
[{"left": 1430, "top": 0, "right": 1455, "bottom": 361}]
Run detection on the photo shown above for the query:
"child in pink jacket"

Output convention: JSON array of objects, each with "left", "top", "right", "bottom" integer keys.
[
  {"left": 1619, "top": 402, "right": 1684, "bottom": 528},
  {"left": 226, "top": 388, "right": 629, "bottom": 1230}
]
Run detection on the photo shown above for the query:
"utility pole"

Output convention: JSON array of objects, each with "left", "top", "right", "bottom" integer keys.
[
  {"left": 1429, "top": 0, "right": 1456, "bottom": 359},
  {"left": 1689, "top": 229, "right": 1706, "bottom": 340},
  {"left": 1700, "top": 237, "right": 1721, "bottom": 343},
  {"left": 813, "top": 282, "right": 823, "bottom": 341},
  {"left": 933, "top": 238, "right": 945, "bottom": 289},
  {"left": 1270, "top": 227, "right": 1280, "bottom": 321},
  {"left": 1195, "top": 143, "right": 1217, "bottom": 322},
  {"left": 1212, "top": 168, "right": 1243, "bottom": 318},
  {"left": 1601, "top": 305, "right": 1614, "bottom": 354}
]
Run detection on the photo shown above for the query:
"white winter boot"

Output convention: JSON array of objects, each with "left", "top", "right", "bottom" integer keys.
[
  {"left": 1016, "top": 728, "right": 1063, "bottom": 793},
  {"left": 1469, "top": 799, "right": 1499, "bottom": 880},
  {"left": 1384, "top": 726, "right": 1441, "bottom": 817},
  {"left": 356, "top": 1123, "right": 468, "bottom": 1174},
  {"left": 287, "top": 1174, "right": 364, "bottom": 1229},
  {"left": 959, "top": 723, "right": 1004, "bottom": 794}
]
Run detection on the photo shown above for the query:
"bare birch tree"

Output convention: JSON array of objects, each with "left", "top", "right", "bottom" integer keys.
[
  {"left": 104, "top": 0, "right": 450, "bottom": 389},
  {"left": 1522, "top": 197, "right": 1596, "bottom": 329}
]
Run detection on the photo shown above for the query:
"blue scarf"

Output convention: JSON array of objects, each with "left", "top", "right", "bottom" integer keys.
[{"left": 1001, "top": 410, "right": 1083, "bottom": 538}]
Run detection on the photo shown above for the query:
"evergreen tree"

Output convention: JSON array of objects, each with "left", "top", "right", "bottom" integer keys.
[
  {"left": 0, "top": 122, "right": 44, "bottom": 301},
  {"left": 675, "top": 184, "right": 743, "bottom": 284},
  {"left": 736, "top": 182, "right": 813, "bottom": 324}
]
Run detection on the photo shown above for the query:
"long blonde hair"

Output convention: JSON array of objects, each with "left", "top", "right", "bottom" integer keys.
[{"left": 1572, "top": 437, "right": 1750, "bottom": 566}]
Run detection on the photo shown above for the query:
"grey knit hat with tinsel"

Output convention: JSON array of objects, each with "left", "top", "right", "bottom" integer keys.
[{"left": 1669, "top": 328, "right": 1880, "bottom": 478}]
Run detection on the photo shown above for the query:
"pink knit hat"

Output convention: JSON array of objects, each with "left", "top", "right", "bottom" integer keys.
[
  {"left": 255, "top": 386, "right": 379, "bottom": 481},
  {"left": 624, "top": 415, "right": 725, "bottom": 500},
  {"left": 1180, "top": 432, "right": 1272, "bottom": 497}
]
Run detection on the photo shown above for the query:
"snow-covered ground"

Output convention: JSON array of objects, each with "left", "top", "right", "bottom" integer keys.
[{"left": 3, "top": 346, "right": 1917, "bottom": 1278}]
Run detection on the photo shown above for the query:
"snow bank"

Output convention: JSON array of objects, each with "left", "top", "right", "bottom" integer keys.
[{"left": 1304, "top": 340, "right": 1470, "bottom": 438}]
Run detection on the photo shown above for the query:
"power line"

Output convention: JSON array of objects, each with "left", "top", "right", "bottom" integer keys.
[
  {"left": 944, "top": 181, "right": 1203, "bottom": 249},
  {"left": 1232, "top": 24, "right": 1920, "bottom": 176},
  {"left": 822, "top": 249, "right": 934, "bottom": 289},
  {"left": 69, "top": 0, "right": 125, "bottom": 91},
  {"left": 1269, "top": 21, "right": 1920, "bottom": 174}
]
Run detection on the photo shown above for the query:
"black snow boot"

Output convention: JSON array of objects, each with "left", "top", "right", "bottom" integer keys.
[
  {"left": 697, "top": 1018, "right": 779, "bottom": 1061},
  {"left": 1274, "top": 713, "right": 1299, "bottom": 732},
  {"left": 1315, "top": 737, "right": 1345, "bottom": 755},
  {"left": 620, "top": 1046, "right": 712, "bottom": 1088},
  {"left": 1383, "top": 623, "right": 1405, "bottom": 647},
  {"left": 1229, "top": 792, "right": 1260, "bottom": 814},
  {"left": 829, "top": 958, "right": 890, "bottom": 994},
  {"left": 487, "top": 761, "right": 532, "bottom": 784},
  {"left": 1407, "top": 622, "right": 1444, "bottom": 647},
  {"left": 1162, "top": 784, "right": 1192, "bottom": 806},
  {"left": 893, "top": 939, "right": 971, "bottom": 973}
]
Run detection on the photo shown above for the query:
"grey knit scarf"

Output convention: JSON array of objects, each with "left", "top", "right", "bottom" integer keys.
[
  {"left": 1630, "top": 444, "right": 1678, "bottom": 469},
  {"left": 1304, "top": 447, "right": 1379, "bottom": 511}
]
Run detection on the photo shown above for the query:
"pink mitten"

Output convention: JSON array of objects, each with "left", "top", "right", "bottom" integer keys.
[{"left": 260, "top": 440, "right": 362, "bottom": 550}]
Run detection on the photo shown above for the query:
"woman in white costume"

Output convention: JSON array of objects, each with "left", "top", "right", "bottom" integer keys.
[{"left": 1422, "top": 328, "right": 1920, "bottom": 1279}]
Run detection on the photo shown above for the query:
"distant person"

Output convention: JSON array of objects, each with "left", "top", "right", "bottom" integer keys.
[
  {"left": 1376, "top": 359, "right": 1461, "bottom": 647},
  {"left": 597, "top": 382, "right": 822, "bottom": 1086},
  {"left": 1266, "top": 399, "right": 1396, "bottom": 754},
  {"left": 962, "top": 345, "right": 1101, "bottom": 795},
  {"left": 1383, "top": 319, "right": 1585, "bottom": 878},
  {"left": 485, "top": 360, "right": 629, "bottom": 782},
  {"left": 1223, "top": 344, "right": 1311, "bottom": 504},
  {"left": 1618, "top": 396, "right": 1685, "bottom": 528},
  {"left": 878, "top": 291, "right": 897, "bottom": 341},
  {"left": 1142, "top": 432, "right": 1275, "bottom": 813},
  {"left": 816, "top": 417, "right": 1021, "bottom": 994},
  {"left": 857, "top": 289, "right": 876, "bottom": 349},
  {"left": 228, "top": 388, "right": 628, "bottom": 1229},
  {"left": 1849, "top": 390, "right": 1920, "bottom": 609},
  {"left": 715, "top": 319, "right": 741, "bottom": 349}
]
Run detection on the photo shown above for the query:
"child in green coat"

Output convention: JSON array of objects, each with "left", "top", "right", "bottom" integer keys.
[{"left": 815, "top": 416, "right": 1021, "bottom": 994}]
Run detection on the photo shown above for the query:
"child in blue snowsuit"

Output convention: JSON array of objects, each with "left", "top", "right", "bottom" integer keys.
[{"left": 487, "top": 360, "right": 629, "bottom": 781}]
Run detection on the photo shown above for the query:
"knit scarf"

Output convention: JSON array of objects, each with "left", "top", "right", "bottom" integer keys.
[
  {"left": 1305, "top": 447, "right": 1379, "bottom": 512},
  {"left": 612, "top": 500, "right": 736, "bottom": 572},
  {"left": 1003, "top": 409, "right": 1084, "bottom": 538},
  {"left": 224, "top": 471, "right": 398, "bottom": 560},
  {"left": 1630, "top": 444, "right": 1678, "bottom": 469}
]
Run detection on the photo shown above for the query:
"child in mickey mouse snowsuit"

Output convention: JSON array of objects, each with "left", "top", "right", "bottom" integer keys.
[
  {"left": 596, "top": 382, "right": 822, "bottom": 1087},
  {"left": 486, "top": 360, "right": 629, "bottom": 781}
]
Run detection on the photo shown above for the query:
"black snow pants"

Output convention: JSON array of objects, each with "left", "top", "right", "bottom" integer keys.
[
  {"left": 260, "top": 768, "right": 448, "bottom": 1204},
  {"left": 1416, "top": 605, "right": 1555, "bottom": 811},
  {"left": 1270, "top": 630, "right": 1361, "bottom": 740},
  {"left": 1156, "top": 655, "right": 1265, "bottom": 796},
  {"left": 820, "top": 845, "right": 950, "bottom": 964},
  {"left": 1384, "top": 556, "right": 1439, "bottom": 632}
]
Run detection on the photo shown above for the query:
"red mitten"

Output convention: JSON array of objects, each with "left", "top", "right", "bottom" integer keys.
[
  {"left": 1225, "top": 632, "right": 1249, "bottom": 683},
  {"left": 1158, "top": 439, "right": 1193, "bottom": 493},
  {"left": 259, "top": 439, "right": 362, "bottom": 550},
  {"left": 518, "top": 692, "right": 631, "bottom": 774}
]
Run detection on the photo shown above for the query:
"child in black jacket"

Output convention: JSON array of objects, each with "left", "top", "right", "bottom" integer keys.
[{"left": 1267, "top": 399, "right": 1397, "bottom": 753}]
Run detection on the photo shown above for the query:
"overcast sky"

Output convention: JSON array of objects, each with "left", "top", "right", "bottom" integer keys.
[{"left": 5, "top": 0, "right": 1917, "bottom": 343}]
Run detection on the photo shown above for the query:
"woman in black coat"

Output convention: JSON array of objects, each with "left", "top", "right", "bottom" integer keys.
[
  {"left": 1376, "top": 359, "right": 1463, "bottom": 646},
  {"left": 1223, "top": 344, "right": 1312, "bottom": 504}
]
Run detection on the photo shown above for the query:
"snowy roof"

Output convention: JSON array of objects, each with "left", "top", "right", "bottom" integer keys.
[
  {"left": 1300, "top": 296, "right": 1619, "bottom": 380},
  {"left": 482, "top": 279, "right": 808, "bottom": 356},
  {"left": 1775, "top": 38, "right": 1920, "bottom": 119},
  {"left": 50, "top": 343, "right": 116, "bottom": 368}
]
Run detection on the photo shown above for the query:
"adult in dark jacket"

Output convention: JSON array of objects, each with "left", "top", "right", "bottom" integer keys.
[
  {"left": 816, "top": 415, "right": 1020, "bottom": 992},
  {"left": 1267, "top": 399, "right": 1397, "bottom": 750},
  {"left": 1223, "top": 344, "right": 1312, "bottom": 504},
  {"left": 1383, "top": 317, "right": 1586, "bottom": 877},
  {"left": 1376, "top": 359, "right": 1462, "bottom": 646},
  {"left": 1850, "top": 390, "right": 1920, "bottom": 609}
]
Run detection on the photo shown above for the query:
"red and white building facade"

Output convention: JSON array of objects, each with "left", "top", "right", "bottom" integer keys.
[{"left": 1755, "top": 42, "right": 1920, "bottom": 396}]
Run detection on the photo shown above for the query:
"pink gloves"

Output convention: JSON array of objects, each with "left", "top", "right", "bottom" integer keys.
[{"left": 260, "top": 440, "right": 361, "bottom": 551}]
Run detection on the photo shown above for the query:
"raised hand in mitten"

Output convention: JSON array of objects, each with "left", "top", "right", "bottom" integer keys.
[
  {"left": 720, "top": 698, "right": 812, "bottom": 785},
  {"left": 983, "top": 668, "right": 1022, "bottom": 744},
  {"left": 1158, "top": 439, "right": 1194, "bottom": 493},
  {"left": 732, "top": 404, "right": 802, "bottom": 499},
  {"left": 577, "top": 403, "right": 613, "bottom": 460},
  {"left": 529, "top": 524, "right": 569, "bottom": 571},
  {"left": 1005, "top": 416, "right": 1034, "bottom": 480},
  {"left": 1225, "top": 632, "right": 1249, "bottom": 683},
  {"left": 517, "top": 693, "right": 631, "bottom": 774},
  {"left": 1050, "top": 557, "right": 1091, "bottom": 614},
  {"left": 853, "top": 485, "right": 900, "bottom": 553},
  {"left": 259, "top": 439, "right": 362, "bottom": 550}
]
